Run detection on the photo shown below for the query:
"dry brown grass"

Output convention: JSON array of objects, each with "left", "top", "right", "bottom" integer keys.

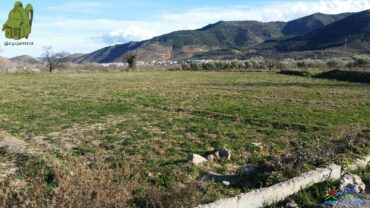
[
  {"left": 51, "top": 152, "right": 137, "bottom": 208},
  {"left": 1, "top": 150, "right": 139, "bottom": 208},
  {"left": 132, "top": 180, "right": 204, "bottom": 208}
]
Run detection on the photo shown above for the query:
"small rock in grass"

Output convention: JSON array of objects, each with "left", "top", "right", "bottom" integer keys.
[
  {"left": 207, "top": 154, "right": 215, "bottom": 162},
  {"left": 188, "top": 154, "right": 207, "bottom": 165},
  {"left": 251, "top": 142, "right": 262, "bottom": 147},
  {"left": 222, "top": 181, "right": 231, "bottom": 187},
  {"left": 285, "top": 199, "right": 299, "bottom": 208},
  {"left": 339, "top": 174, "right": 366, "bottom": 193},
  {"left": 245, "top": 142, "right": 263, "bottom": 151}
]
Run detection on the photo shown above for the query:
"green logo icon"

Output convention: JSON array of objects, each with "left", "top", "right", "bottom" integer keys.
[{"left": 2, "top": 1, "right": 33, "bottom": 40}]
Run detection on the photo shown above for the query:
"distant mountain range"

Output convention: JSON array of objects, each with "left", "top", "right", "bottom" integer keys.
[
  {"left": 14, "top": 10, "right": 370, "bottom": 63},
  {"left": 10, "top": 55, "right": 40, "bottom": 64}
]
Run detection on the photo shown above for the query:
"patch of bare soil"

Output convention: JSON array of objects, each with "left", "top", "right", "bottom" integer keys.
[
  {"left": 0, "top": 116, "right": 128, "bottom": 182},
  {"left": 0, "top": 131, "right": 30, "bottom": 182},
  {"left": 29, "top": 116, "right": 128, "bottom": 152},
  {"left": 0, "top": 131, "right": 28, "bottom": 154}
]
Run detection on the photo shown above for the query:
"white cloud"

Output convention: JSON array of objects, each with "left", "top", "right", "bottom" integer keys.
[
  {"left": 95, "top": 26, "right": 159, "bottom": 44},
  {"left": 47, "top": 2, "right": 107, "bottom": 13},
  {"left": 62, "top": 2, "right": 106, "bottom": 9},
  {"left": 157, "top": 0, "right": 369, "bottom": 24},
  {"left": 2, "top": 0, "right": 370, "bottom": 57}
]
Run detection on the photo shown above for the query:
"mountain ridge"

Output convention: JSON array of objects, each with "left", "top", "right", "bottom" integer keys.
[
  {"left": 65, "top": 10, "right": 370, "bottom": 63},
  {"left": 276, "top": 9, "right": 370, "bottom": 51}
]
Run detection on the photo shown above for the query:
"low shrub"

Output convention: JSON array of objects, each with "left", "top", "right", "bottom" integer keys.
[
  {"left": 314, "top": 69, "right": 370, "bottom": 83},
  {"left": 352, "top": 55, "right": 370, "bottom": 67}
]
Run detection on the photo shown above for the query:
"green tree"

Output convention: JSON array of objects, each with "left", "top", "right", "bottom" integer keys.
[{"left": 123, "top": 52, "right": 138, "bottom": 70}]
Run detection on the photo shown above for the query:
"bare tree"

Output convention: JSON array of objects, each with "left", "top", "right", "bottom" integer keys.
[
  {"left": 42, "top": 46, "right": 70, "bottom": 72},
  {"left": 123, "top": 52, "right": 137, "bottom": 70}
]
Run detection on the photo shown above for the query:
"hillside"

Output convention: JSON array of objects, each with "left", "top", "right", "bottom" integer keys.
[
  {"left": 76, "top": 21, "right": 286, "bottom": 63},
  {"left": 282, "top": 12, "right": 352, "bottom": 37},
  {"left": 76, "top": 11, "right": 366, "bottom": 63},
  {"left": 277, "top": 10, "right": 370, "bottom": 51},
  {"left": 10, "top": 55, "right": 39, "bottom": 64}
]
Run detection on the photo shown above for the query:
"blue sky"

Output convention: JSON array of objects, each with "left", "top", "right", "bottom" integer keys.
[{"left": 0, "top": 0, "right": 368, "bottom": 57}]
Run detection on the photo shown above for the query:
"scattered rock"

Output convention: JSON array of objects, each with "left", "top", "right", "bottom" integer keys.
[
  {"left": 188, "top": 154, "right": 207, "bottom": 165},
  {"left": 222, "top": 181, "right": 231, "bottom": 187},
  {"left": 147, "top": 172, "right": 154, "bottom": 178},
  {"left": 285, "top": 199, "right": 299, "bottom": 208},
  {"left": 339, "top": 174, "right": 366, "bottom": 193}
]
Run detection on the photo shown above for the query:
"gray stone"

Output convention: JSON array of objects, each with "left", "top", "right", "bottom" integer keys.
[
  {"left": 222, "top": 181, "right": 231, "bottom": 187},
  {"left": 188, "top": 154, "right": 207, "bottom": 165},
  {"left": 147, "top": 172, "right": 154, "bottom": 178},
  {"left": 251, "top": 142, "right": 262, "bottom": 147},
  {"left": 339, "top": 174, "right": 366, "bottom": 193},
  {"left": 207, "top": 154, "right": 215, "bottom": 162},
  {"left": 285, "top": 200, "right": 299, "bottom": 208}
]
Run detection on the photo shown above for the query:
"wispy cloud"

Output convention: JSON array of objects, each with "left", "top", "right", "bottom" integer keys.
[
  {"left": 47, "top": 1, "right": 107, "bottom": 13},
  {"left": 157, "top": 0, "right": 369, "bottom": 24},
  {"left": 93, "top": 26, "right": 159, "bottom": 45}
]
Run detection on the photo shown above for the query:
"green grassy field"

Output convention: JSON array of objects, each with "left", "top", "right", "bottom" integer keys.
[{"left": 0, "top": 71, "right": 369, "bottom": 207}]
